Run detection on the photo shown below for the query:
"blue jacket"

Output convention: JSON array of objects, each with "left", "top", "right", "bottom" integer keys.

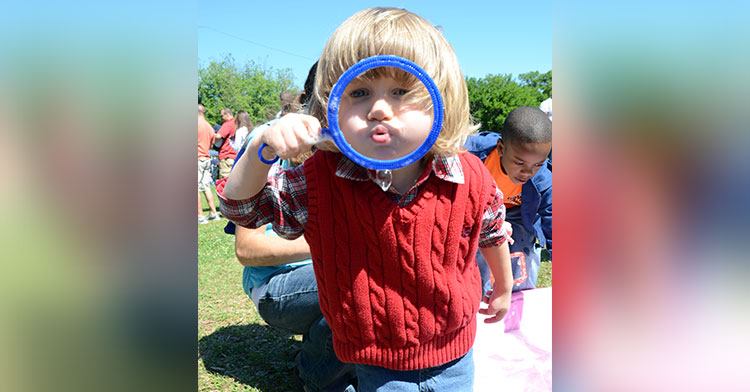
[{"left": 464, "top": 131, "right": 552, "bottom": 250}]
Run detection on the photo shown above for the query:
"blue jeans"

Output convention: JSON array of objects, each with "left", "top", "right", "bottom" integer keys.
[
  {"left": 354, "top": 349, "right": 474, "bottom": 392},
  {"left": 255, "top": 264, "right": 356, "bottom": 392},
  {"left": 477, "top": 207, "right": 542, "bottom": 293}
]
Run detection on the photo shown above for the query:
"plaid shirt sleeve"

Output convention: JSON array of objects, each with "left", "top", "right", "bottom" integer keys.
[
  {"left": 478, "top": 186, "right": 507, "bottom": 248},
  {"left": 216, "top": 163, "right": 308, "bottom": 239}
]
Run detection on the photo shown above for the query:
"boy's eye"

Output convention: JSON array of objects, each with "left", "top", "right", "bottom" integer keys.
[
  {"left": 350, "top": 89, "right": 368, "bottom": 98},
  {"left": 393, "top": 88, "right": 409, "bottom": 96}
]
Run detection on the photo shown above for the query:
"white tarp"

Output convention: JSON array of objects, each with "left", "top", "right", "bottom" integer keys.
[{"left": 474, "top": 287, "right": 552, "bottom": 391}]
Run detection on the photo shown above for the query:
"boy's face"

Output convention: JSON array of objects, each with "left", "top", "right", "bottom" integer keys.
[
  {"left": 498, "top": 139, "right": 551, "bottom": 185},
  {"left": 337, "top": 75, "right": 432, "bottom": 161}
]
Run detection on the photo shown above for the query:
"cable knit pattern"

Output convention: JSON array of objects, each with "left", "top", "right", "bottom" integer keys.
[{"left": 304, "top": 150, "right": 495, "bottom": 370}]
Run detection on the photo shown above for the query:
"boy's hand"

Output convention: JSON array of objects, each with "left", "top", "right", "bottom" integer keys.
[
  {"left": 502, "top": 221, "right": 514, "bottom": 245},
  {"left": 260, "top": 113, "right": 322, "bottom": 160},
  {"left": 478, "top": 287, "right": 512, "bottom": 323}
]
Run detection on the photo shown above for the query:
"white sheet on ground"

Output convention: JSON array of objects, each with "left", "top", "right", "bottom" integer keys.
[{"left": 474, "top": 287, "right": 551, "bottom": 391}]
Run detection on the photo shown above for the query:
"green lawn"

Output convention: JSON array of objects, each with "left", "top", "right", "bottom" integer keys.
[
  {"left": 199, "top": 186, "right": 303, "bottom": 392},
  {"left": 198, "top": 186, "right": 551, "bottom": 391},
  {"left": 538, "top": 249, "right": 552, "bottom": 287}
]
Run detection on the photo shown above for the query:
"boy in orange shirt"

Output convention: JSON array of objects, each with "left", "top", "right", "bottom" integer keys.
[{"left": 466, "top": 106, "right": 552, "bottom": 291}]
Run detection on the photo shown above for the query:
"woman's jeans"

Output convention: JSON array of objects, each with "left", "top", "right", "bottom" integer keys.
[{"left": 255, "top": 263, "right": 356, "bottom": 392}]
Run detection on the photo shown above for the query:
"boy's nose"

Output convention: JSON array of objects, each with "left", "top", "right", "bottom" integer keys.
[{"left": 368, "top": 97, "right": 394, "bottom": 121}]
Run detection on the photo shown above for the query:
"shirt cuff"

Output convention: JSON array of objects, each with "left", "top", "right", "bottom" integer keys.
[{"left": 478, "top": 231, "right": 507, "bottom": 248}]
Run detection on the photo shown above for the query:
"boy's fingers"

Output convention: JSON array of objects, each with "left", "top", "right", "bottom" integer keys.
[
  {"left": 293, "top": 122, "right": 315, "bottom": 149},
  {"left": 502, "top": 222, "right": 514, "bottom": 244},
  {"left": 280, "top": 125, "right": 303, "bottom": 157},
  {"left": 280, "top": 115, "right": 322, "bottom": 158},
  {"left": 261, "top": 128, "right": 284, "bottom": 158},
  {"left": 300, "top": 115, "right": 322, "bottom": 137},
  {"left": 483, "top": 314, "right": 504, "bottom": 324},
  {"left": 482, "top": 289, "right": 494, "bottom": 304},
  {"left": 479, "top": 306, "right": 509, "bottom": 324},
  {"left": 261, "top": 114, "right": 309, "bottom": 159},
  {"left": 478, "top": 308, "right": 504, "bottom": 324}
]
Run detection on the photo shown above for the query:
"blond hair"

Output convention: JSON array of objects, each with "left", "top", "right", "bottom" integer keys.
[{"left": 308, "top": 7, "right": 478, "bottom": 156}]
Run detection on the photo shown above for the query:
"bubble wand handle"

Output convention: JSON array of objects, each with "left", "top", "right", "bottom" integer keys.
[{"left": 258, "top": 129, "right": 333, "bottom": 165}]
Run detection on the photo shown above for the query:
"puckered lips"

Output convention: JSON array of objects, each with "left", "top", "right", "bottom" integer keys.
[{"left": 370, "top": 124, "right": 392, "bottom": 143}]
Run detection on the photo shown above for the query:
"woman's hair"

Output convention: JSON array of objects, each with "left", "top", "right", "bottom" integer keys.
[
  {"left": 299, "top": 61, "right": 318, "bottom": 108},
  {"left": 235, "top": 110, "right": 253, "bottom": 131},
  {"left": 308, "top": 7, "right": 479, "bottom": 155}
]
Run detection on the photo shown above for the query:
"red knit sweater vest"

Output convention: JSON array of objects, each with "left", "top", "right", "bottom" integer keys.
[{"left": 303, "top": 151, "right": 497, "bottom": 370}]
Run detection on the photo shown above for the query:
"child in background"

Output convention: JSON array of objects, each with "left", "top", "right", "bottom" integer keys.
[
  {"left": 465, "top": 106, "right": 552, "bottom": 292},
  {"left": 218, "top": 7, "right": 512, "bottom": 391}
]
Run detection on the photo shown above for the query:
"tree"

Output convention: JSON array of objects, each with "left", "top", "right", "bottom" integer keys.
[
  {"left": 198, "top": 55, "right": 296, "bottom": 126},
  {"left": 466, "top": 72, "right": 549, "bottom": 134},
  {"left": 518, "top": 70, "right": 552, "bottom": 98}
]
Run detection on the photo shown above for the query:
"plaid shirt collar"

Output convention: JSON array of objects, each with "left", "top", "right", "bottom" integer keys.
[{"left": 334, "top": 153, "right": 465, "bottom": 186}]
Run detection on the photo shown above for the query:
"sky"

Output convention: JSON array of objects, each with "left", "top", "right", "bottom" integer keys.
[{"left": 198, "top": 0, "right": 551, "bottom": 88}]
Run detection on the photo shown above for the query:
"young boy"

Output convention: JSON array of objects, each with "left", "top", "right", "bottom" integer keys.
[
  {"left": 465, "top": 106, "right": 552, "bottom": 292},
  {"left": 218, "top": 7, "right": 513, "bottom": 391}
]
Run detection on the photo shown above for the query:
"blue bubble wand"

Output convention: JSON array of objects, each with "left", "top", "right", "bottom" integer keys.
[{"left": 258, "top": 55, "right": 444, "bottom": 171}]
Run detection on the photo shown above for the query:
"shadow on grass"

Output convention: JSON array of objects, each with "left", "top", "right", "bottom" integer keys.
[{"left": 199, "top": 323, "right": 303, "bottom": 392}]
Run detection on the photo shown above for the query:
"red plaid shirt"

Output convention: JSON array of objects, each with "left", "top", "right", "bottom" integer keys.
[{"left": 217, "top": 152, "right": 507, "bottom": 248}]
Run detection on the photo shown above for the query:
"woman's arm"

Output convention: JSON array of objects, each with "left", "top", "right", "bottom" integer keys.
[{"left": 234, "top": 225, "right": 311, "bottom": 266}]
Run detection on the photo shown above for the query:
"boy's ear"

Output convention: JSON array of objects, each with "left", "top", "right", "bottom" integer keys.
[{"left": 496, "top": 139, "right": 505, "bottom": 157}]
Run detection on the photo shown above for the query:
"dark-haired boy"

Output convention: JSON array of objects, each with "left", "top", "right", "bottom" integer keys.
[{"left": 466, "top": 106, "right": 552, "bottom": 292}]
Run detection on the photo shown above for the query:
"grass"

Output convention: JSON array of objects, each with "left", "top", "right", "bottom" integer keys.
[
  {"left": 538, "top": 249, "right": 552, "bottom": 288},
  {"left": 198, "top": 185, "right": 551, "bottom": 391},
  {"left": 198, "top": 186, "right": 303, "bottom": 392}
]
